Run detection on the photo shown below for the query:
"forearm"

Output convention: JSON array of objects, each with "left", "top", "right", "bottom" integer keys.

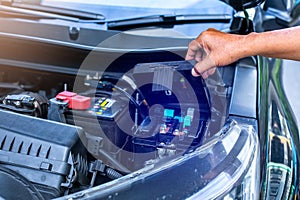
[
  {"left": 242, "top": 26, "right": 300, "bottom": 60},
  {"left": 186, "top": 26, "right": 300, "bottom": 77}
]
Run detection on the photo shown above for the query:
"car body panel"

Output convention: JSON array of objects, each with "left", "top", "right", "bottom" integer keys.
[{"left": 258, "top": 57, "right": 300, "bottom": 199}]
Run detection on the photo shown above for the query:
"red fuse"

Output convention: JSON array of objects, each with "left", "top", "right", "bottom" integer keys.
[{"left": 56, "top": 91, "right": 91, "bottom": 110}]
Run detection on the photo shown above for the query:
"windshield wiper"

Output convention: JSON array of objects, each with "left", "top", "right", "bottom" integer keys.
[
  {"left": 0, "top": 0, "right": 105, "bottom": 22},
  {"left": 107, "top": 14, "right": 231, "bottom": 31}
]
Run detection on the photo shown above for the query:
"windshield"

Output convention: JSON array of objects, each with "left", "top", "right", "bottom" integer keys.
[
  {"left": 42, "top": 0, "right": 232, "bottom": 18},
  {"left": 40, "top": 0, "right": 233, "bottom": 37},
  {"left": 45, "top": 0, "right": 228, "bottom": 9}
]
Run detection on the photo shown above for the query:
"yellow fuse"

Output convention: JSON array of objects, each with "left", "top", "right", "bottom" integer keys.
[{"left": 100, "top": 100, "right": 108, "bottom": 107}]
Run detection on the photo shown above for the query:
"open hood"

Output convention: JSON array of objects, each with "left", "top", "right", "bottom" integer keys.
[{"left": 220, "top": 0, "right": 265, "bottom": 11}]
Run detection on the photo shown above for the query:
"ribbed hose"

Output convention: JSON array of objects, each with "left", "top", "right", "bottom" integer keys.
[{"left": 105, "top": 168, "right": 123, "bottom": 180}]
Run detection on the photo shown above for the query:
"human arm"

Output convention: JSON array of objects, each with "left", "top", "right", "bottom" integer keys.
[{"left": 186, "top": 26, "right": 300, "bottom": 78}]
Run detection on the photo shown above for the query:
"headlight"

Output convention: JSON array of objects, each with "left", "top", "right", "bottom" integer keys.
[{"left": 187, "top": 120, "right": 260, "bottom": 199}]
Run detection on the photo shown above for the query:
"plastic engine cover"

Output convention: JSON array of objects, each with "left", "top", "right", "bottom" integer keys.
[{"left": 0, "top": 109, "right": 86, "bottom": 199}]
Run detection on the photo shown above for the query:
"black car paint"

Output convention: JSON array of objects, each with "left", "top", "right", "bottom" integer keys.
[{"left": 258, "top": 57, "right": 300, "bottom": 198}]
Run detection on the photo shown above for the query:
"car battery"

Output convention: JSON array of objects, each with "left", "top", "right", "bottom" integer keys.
[
  {"left": 48, "top": 91, "right": 131, "bottom": 170},
  {"left": 0, "top": 109, "right": 87, "bottom": 199}
]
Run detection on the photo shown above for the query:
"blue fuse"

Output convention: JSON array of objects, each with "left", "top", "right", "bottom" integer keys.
[
  {"left": 164, "top": 109, "right": 174, "bottom": 118},
  {"left": 183, "top": 115, "right": 192, "bottom": 128}
]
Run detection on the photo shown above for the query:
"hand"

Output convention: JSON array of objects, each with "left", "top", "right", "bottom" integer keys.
[{"left": 185, "top": 28, "right": 244, "bottom": 78}]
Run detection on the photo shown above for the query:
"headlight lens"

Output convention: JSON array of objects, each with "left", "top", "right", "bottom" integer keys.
[{"left": 187, "top": 121, "right": 260, "bottom": 199}]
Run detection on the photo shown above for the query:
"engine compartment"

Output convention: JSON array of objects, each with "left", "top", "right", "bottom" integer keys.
[{"left": 0, "top": 58, "right": 233, "bottom": 199}]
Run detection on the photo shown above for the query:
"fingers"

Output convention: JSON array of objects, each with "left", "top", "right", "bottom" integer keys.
[
  {"left": 185, "top": 40, "right": 201, "bottom": 60},
  {"left": 191, "top": 67, "right": 202, "bottom": 76},
  {"left": 191, "top": 56, "right": 216, "bottom": 78},
  {"left": 200, "top": 67, "right": 216, "bottom": 79},
  {"left": 192, "top": 66, "right": 216, "bottom": 79},
  {"left": 186, "top": 37, "right": 216, "bottom": 78}
]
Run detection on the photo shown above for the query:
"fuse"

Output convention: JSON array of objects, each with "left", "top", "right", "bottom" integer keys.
[{"left": 183, "top": 115, "right": 192, "bottom": 128}]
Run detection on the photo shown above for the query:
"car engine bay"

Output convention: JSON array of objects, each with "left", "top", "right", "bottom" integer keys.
[{"left": 0, "top": 56, "right": 236, "bottom": 199}]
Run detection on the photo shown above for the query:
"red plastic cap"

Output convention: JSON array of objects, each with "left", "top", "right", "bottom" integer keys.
[
  {"left": 56, "top": 91, "right": 91, "bottom": 110},
  {"left": 70, "top": 95, "right": 91, "bottom": 110},
  {"left": 56, "top": 91, "right": 77, "bottom": 101}
]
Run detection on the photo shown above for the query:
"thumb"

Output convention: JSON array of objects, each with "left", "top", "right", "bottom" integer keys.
[{"left": 191, "top": 56, "right": 216, "bottom": 77}]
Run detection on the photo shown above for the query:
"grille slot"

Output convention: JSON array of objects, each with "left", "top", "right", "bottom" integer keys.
[{"left": 0, "top": 131, "right": 52, "bottom": 158}]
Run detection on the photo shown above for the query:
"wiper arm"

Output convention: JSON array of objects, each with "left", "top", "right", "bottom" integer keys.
[
  {"left": 0, "top": 0, "right": 105, "bottom": 22},
  {"left": 107, "top": 14, "right": 231, "bottom": 31}
]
